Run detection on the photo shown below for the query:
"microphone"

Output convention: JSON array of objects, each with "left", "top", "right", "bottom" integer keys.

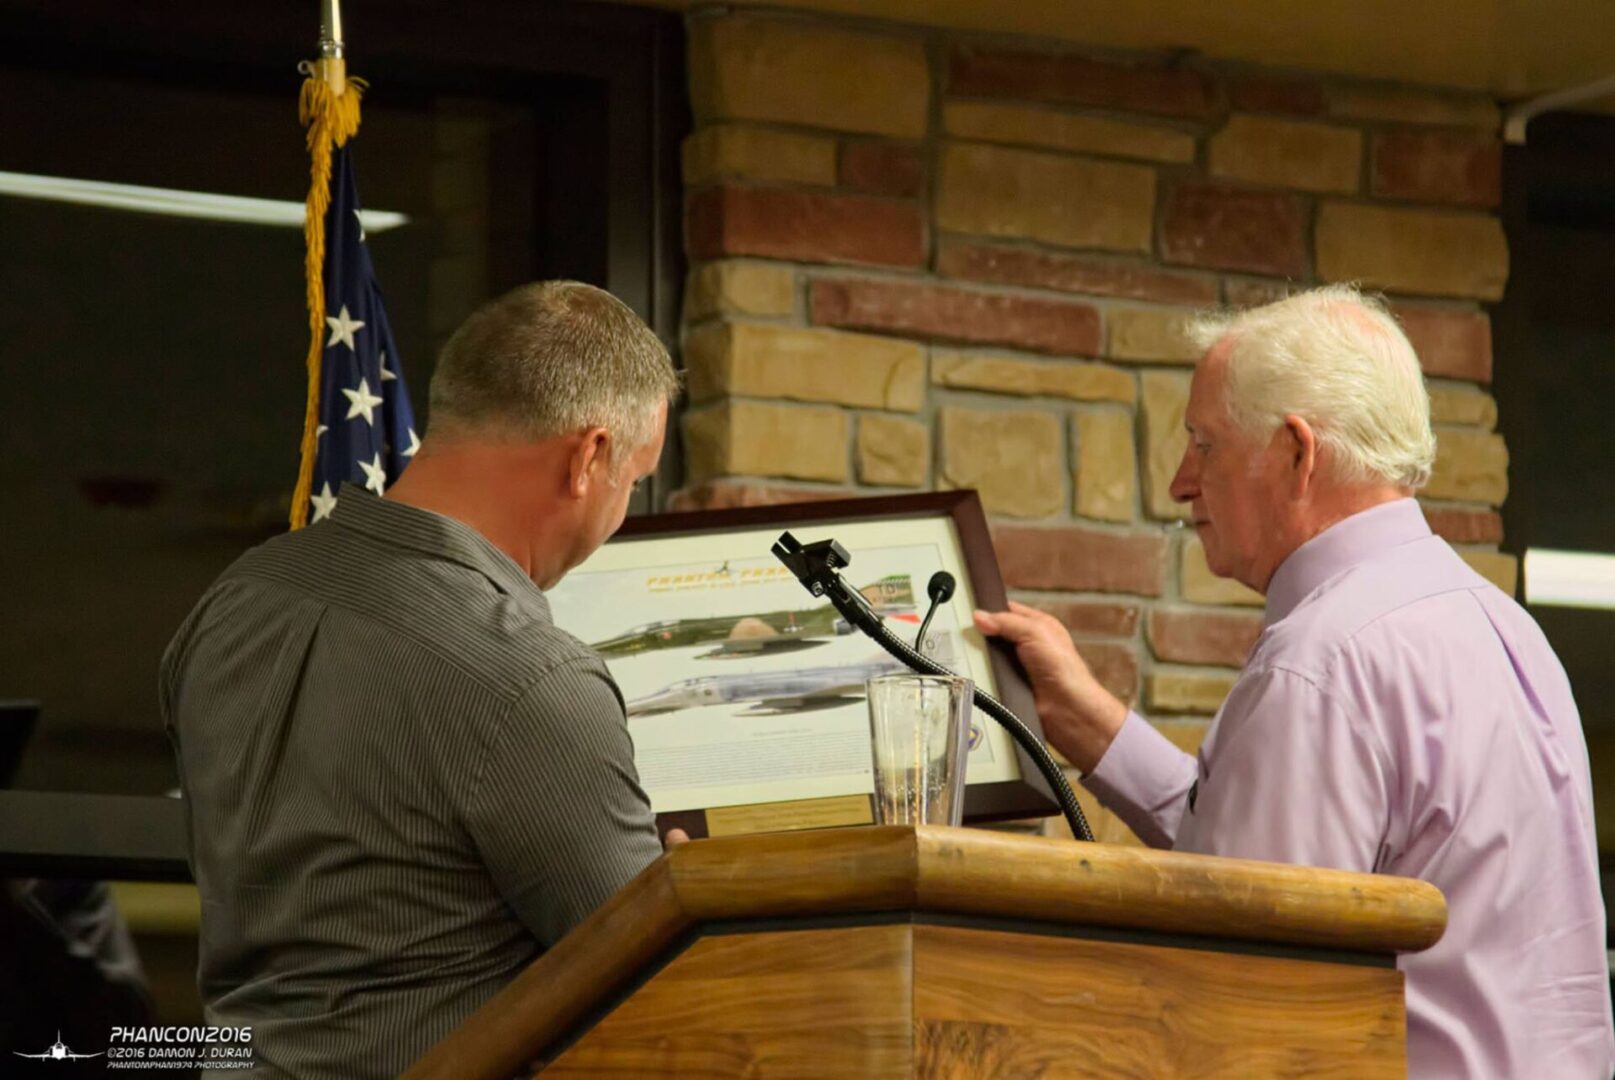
[
  {"left": 771, "top": 532, "right": 1094, "bottom": 842},
  {"left": 914, "top": 571, "right": 955, "bottom": 653}
]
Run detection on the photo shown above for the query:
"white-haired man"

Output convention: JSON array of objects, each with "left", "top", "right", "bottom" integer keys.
[
  {"left": 978, "top": 286, "right": 1613, "bottom": 1077},
  {"left": 163, "top": 282, "right": 681, "bottom": 1080}
]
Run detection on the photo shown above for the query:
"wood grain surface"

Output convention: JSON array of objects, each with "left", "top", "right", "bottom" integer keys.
[
  {"left": 913, "top": 923, "right": 1406, "bottom": 1078},
  {"left": 910, "top": 827, "right": 1446, "bottom": 953},
  {"left": 402, "top": 826, "right": 1444, "bottom": 1080},
  {"left": 542, "top": 925, "right": 913, "bottom": 1077}
]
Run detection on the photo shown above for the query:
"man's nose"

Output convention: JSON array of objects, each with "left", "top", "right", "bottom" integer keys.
[{"left": 1169, "top": 449, "right": 1197, "bottom": 504}]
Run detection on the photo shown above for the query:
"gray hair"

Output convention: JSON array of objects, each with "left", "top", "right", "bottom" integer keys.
[
  {"left": 1184, "top": 285, "right": 1436, "bottom": 490},
  {"left": 427, "top": 281, "right": 680, "bottom": 457}
]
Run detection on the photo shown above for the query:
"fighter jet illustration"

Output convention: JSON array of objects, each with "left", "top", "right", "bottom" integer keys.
[
  {"left": 626, "top": 635, "right": 963, "bottom": 717},
  {"left": 14, "top": 1032, "right": 104, "bottom": 1060},
  {"left": 591, "top": 574, "right": 916, "bottom": 660},
  {"left": 626, "top": 655, "right": 910, "bottom": 716}
]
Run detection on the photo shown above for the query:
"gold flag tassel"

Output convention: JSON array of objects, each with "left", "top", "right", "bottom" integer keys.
[{"left": 288, "top": 60, "right": 366, "bottom": 529}]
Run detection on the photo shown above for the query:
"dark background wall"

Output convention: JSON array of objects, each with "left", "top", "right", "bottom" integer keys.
[
  {"left": 1496, "top": 111, "right": 1615, "bottom": 838},
  {"left": 0, "top": 0, "right": 686, "bottom": 796}
]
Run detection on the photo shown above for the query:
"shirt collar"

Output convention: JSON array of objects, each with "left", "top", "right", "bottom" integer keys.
[
  {"left": 329, "top": 483, "right": 543, "bottom": 602},
  {"left": 1263, "top": 498, "right": 1431, "bottom": 627}
]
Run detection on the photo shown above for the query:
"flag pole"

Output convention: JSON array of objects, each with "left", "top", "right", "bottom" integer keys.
[
  {"left": 318, "top": 0, "right": 346, "bottom": 93},
  {"left": 289, "top": 0, "right": 364, "bottom": 529}
]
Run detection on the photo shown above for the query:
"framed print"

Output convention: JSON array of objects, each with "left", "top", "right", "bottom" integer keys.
[{"left": 546, "top": 490, "right": 1058, "bottom": 838}]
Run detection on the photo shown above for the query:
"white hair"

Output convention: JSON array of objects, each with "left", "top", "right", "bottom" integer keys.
[{"left": 1184, "top": 285, "right": 1436, "bottom": 490}]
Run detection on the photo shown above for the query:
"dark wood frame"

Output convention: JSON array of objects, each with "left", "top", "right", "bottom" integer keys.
[{"left": 605, "top": 491, "right": 1060, "bottom": 837}]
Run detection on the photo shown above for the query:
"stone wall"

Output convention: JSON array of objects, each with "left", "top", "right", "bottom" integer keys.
[{"left": 673, "top": 9, "right": 1513, "bottom": 842}]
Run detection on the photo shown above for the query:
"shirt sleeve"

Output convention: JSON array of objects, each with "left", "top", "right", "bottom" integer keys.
[
  {"left": 1081, "top": 711, "right": 1199, "bottom": 847},
  {"left": 465, "top": 658, "right": 664, "bottom": 948},
  {"left": 1172, "top": 667, "right": 1390, "bottom": 871}
]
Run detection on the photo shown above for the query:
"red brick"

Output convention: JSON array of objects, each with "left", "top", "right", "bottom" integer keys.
[
  {"left": 1421, "top": 505, "right": 1504, "bottom": 544},
  {"left": 840, "top": 139, "right": 926, "bottom": 198},
  {"left": 937, "top": 241, "right": 1218, "bottom": 306},
  {"left": 1390, "top": 303, "right": 1493, "bottom": 383},
  {"left": 811, "top": 278, "right": 1102, "bottom": 357},
  {"left": 1147, "top": 608, "right": 1263, "bottom": 667},
  {"left": 992, "top": 525, "right": 1167, "bottom": 596},
  {"left": 950, "top": 47, "right": 1217, "bottom": 121},
  {"left": 1077, "top": 641, "right": 1140, "bottom": 705},
  {"left": 1371, "top": 132, "right": 1502, "bottom": 209},
  {"left": 1229, "top": 76, "right": 1327, "bottom": 117},
  {"left": 667, "top": 482, "right": 851, "bottom": 512},
  {"left": 686, "top": 186, "right": 925, "bottom": 269},
  {"left": 1160, "top": 181, "right": 1307, "bottom": 277},
  {"left": 1020, "top": 598, "right": 1141, "bottom": 639}
]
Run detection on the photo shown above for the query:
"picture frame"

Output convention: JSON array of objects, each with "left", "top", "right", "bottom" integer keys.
[{"left": 545, "top": 490, "right": 1059, "bottom": 839}]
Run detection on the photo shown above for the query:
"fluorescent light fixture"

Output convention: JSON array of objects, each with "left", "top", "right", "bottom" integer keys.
[
  {"left": 0, "top": 169, "right": 409, "bottom": 232},
  {"left": 1524, "top": 548, "right": 1615, "bottom": 611}
]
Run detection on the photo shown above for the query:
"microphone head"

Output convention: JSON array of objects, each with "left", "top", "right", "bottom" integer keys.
[{"left": 926, "top": 571, "right": 956, "bottom": 604}]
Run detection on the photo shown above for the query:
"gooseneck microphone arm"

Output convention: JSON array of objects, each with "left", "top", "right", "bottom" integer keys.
[{"left": 772, "top": 532, "right": 1095, "bottom": 843}]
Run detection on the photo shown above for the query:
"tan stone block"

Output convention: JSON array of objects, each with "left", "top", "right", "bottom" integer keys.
[
  {"left": 931, "top": 352, "right": 1135, "bottom": 404},
  {"left": 669, "top": 481, "right": 851, "bottom": 512},
  {"left": 1147, "top": 671, "right": 1238, "bottom": 714},
  {"left": 1108, "top": 308, "right": 1203, "bottom": 364},
  {"left": 1208, "top": 115, "right": 1361, "bottom": 195},
  {"left": 936, "top": 141, "right": 1155, "bottom": 254},
  {"left": 1316, "top": 203, "right": 1509, "bottom": 301},
  {"left": 1140, "top": 371, "right": 1191, "bottom": 521},
  {"left": 684, "top": 322, "right": 924, "bottom": 411},
  {"left": 857, "top": 414, "right": 929, "bottom": 487},
  {"left": 1427, "top": 386, "right": 1497, "bottom": 429},
  {"left": 1155, "top": 718, "right": 1214, "bottom": 753},
  {"left": 1461, "top": 550, "right": 1519, "bottom": 596},
  {"left": 942, "top": 101, "right": 1194, "bottom": 164},
  {"left": 1328, "top": 85, "right": 1501, "bottom": 129},
  {"left": 1426, "top": 428, "right": 1509, "bottom": 505},
  {"left": 939, "top": 406, "right": 1064, "bottom": 519},
  {"left": 681, "top": 124, "right": 838, "bottom": 187},
  {"left": 1181, "top": 536, "right": 1265, "bottom": 606},
  {"left": 1073, "top": 409, "right": 1136, "bottom": 523},
  {"left": 690, "top": 15, "right": 929, "bottom": 137},
  {"left": 684, "top": 401, "right": 848, "bottom": 483},
  {"left": 685, "top": 261, "right": 796, "bottom": 322}
]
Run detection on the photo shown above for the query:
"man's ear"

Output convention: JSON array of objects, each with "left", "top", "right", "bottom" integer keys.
[
  {"left": 1280, "top": 413, "right": 1318, "bottom": 495},
  {"left": 566, "top": 427, "right": 612, "bottom": 499}
]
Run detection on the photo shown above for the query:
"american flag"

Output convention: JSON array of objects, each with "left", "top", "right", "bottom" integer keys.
[{"left": 307, "top": 147, "right": 417, "bottom": 524}]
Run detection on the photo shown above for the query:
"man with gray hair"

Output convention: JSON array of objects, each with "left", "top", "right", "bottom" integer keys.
[
  {"left": 163, "top": 281, "right": 681, "bottom": 1079},
  {"left": 978, "top": 285, "right": 1613, "bottom": 1077}
]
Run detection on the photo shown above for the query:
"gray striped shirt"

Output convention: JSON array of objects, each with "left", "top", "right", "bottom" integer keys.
[{"left": 160, "top": 486, "right": 662, "bottom": 1079}]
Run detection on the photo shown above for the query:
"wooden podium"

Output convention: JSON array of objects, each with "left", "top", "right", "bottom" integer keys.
[{"left": 402, "top": 826, "right": 1445, "bottom": 1078}]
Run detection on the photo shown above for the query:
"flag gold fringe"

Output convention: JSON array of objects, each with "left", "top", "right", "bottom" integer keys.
[{"left": 289, "top": 69, "right": 366, "bottom": 529}]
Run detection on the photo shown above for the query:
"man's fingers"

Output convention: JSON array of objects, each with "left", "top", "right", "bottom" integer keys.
[
  {"left": 663, "top": 827, "right": 690, "bottom": 849},
  {"left": 973, "top": 607, "right": 1042, "bottom": 643}
]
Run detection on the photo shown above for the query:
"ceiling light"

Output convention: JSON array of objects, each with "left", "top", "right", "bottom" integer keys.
[
  {"left": 0, "top": 169, "right": 409, "bottom": 232},
  {"left": 1524, "top": 548, "right": 1615, "bottom": 611}
]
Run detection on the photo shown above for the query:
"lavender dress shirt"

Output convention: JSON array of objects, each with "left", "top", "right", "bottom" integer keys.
[{"left": 1085, "top": 499, "right": 1613, "bottom": 1077}]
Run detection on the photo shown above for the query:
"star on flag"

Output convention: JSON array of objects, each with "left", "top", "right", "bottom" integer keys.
[{"left": 303, "top": 147, "right": 419, "bottom": 524}]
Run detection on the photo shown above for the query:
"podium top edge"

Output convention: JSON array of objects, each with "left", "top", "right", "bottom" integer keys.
[{"left": 664, "top": 824, "right": 1446, "bottom": 955}]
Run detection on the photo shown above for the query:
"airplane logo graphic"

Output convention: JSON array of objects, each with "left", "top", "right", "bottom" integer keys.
[{"left": 14, "top": 1032, "right": 104, "bottom": 1060}]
